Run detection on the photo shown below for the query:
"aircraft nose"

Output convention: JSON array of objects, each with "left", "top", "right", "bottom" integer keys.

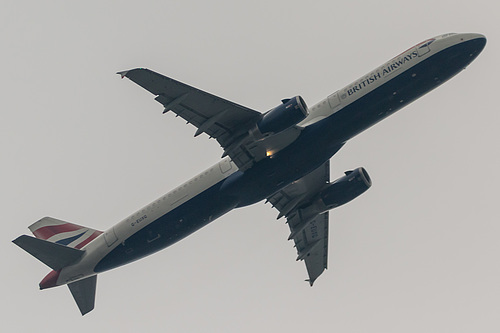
[
  {"left": 468, "top": 33, "right": 486, "bottom": 41},
  {"left": 456, "top": 33, "right": 487, "bottom": 62},
  {"left": 460, "top": 33, "right": 487, "bottom": 49},
  {"left": 472, "top": 33, "right": 487, "bottom": 50}
]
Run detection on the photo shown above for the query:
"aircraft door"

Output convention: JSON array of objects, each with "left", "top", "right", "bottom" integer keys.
[
  {"left": 327, "top": 91, "right": 341, "bottom": 110},
  {"left": 104, "top": 227, "right": 118, "bottom": 247},
  {"left": 219, "top": 159, "right": 232, "bottom": 174}
]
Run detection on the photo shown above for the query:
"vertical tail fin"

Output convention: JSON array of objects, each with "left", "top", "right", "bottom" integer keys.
[{"left": 29, "top": 217, "right": 102, "bottom": 249}]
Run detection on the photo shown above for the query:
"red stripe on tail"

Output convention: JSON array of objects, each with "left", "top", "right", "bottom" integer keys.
[
  {"left": 33, "top": 223, "right": 84, "bottom": 240},
  {"left": 74, "top": 230, "right": 103, "bottom": 249}
]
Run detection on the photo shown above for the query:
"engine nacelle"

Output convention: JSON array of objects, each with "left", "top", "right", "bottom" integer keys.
[
  {"left": 257, "top": 96, "right": 309, "bottom": 134},
  {"left": 297, "top": 168, "right": 371, "bottom": 219},
  {"left": 285, "top": 168, "right": 371, "bottom": 236},
  {"left": 318, "top": 167, "right": 372, "bottom": 210}
]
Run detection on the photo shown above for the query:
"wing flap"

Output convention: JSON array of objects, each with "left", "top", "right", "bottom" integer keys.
[
  {"left": 123, "top": 68, "right": 259, "bottom": 139},
  {"left": 119, "top": 68, "right": 302, "bottom": 171},
  {"left": 297, "top": 212, "right": 329, "bottom": 285},
  {"left": 267, "top": 161, "right": 331, "bottom": 285}
]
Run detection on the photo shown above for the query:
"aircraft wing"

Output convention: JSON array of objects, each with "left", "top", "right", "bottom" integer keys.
[
  {"left": 119, "top": 68, "right": 300, "bottom": 170},
  {"left": 266, "top": 161, "right": 330, "bottom": 285}
]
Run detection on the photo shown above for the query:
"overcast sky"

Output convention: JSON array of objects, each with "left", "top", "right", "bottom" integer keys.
[{"left": 2, "top": 1, "right": 499, "bottom": 332}]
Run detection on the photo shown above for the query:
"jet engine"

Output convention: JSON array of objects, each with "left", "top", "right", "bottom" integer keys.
[
  {"left": 296, "top": 168, "right": 372, "bottom": 219},
  {"left": 285, "top": 168, "right": 372, "bottom": 240},
  {"left": 318, "top": 167, "right": 372, "bottom": 211},
  {"left": 256, "top": 96, "right": 309, "bottom": 134}
]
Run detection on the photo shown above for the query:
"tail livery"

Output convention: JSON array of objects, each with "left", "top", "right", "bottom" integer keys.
[
  {"left": 13, "top": 217, "right": 102, "bottom": 315},
  {"left": 29, "top": 217, "right": 102, "bottom": 249}
]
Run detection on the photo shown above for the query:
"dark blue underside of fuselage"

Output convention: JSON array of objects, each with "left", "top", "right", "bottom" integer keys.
[
  {"left": 94, "top": 38, "right": 485, "bottom": 273},
  {"left": 94, "top": 181, "right": 238, "bottom": 272}
]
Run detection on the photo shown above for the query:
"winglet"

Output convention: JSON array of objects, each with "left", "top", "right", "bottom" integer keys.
[
  {"left": 117, "top": 70, "right": 130, "bottom": 79},
  {"left": 117, "top": 68, "right": 149, "bottom": 79}
]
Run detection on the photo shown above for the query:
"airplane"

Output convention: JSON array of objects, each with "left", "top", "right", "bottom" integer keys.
[{"left": 13, "top": 33, "right": 486, "bottom": 315}]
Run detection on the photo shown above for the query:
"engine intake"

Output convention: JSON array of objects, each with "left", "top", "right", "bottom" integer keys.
[{"left": 257, "top": 96, "right": 309, "bottom": 134}]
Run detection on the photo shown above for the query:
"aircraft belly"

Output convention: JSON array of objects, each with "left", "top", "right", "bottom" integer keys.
[
  {"left": 226, "top": 141, "right": 344, "bottom": 207},
  {"left": 94, "top": 181, "right": 237, "bottom": 273}
]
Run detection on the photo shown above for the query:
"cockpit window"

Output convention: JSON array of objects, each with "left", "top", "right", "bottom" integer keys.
[{"left": 418, "top": 39, "right": 435, "bottom": 48}]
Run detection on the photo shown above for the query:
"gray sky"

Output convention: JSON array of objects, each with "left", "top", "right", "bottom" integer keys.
[{"left": 2, "top": 1, "right": 499, "bottom": 332}]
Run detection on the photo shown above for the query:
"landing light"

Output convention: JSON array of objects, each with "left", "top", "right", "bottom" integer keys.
[{"left": 266, "top": 150, "right": 274, "bottom": 157}]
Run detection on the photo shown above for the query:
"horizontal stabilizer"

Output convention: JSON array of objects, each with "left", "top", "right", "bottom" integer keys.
[
  {"left": 68, "top": 275, "right": 97, "bottom": 316},
  {"left": 12, "top": 235, "right": 84, "bottom": 270}
]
